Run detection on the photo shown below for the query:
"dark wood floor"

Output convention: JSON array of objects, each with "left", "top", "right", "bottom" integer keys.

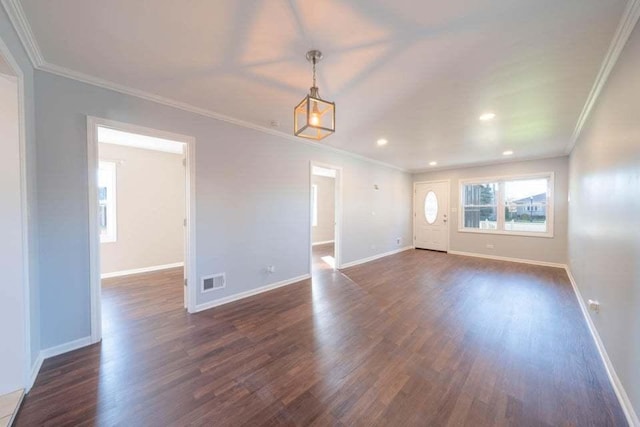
[
  {"left": 16, "top": 249, "right": 626, "bottom": 426},
  {"left": 312, "top": 242, "right": 335, "bottom": 273}
]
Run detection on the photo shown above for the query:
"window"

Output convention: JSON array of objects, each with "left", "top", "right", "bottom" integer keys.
[
  {"left": 460, "top": 173, "right": 553, "bottom": 237},
  {"left": 424, "top": 191, "right": 438, "bottom": 224},
  {"left": 99, "top": 161, "right": 117, "bottom": 242},
  {"left": 461, "top": 182, "right": 499, "bottom": 230},
  {"left": 311, "top": 184, "right": 318, "bottom": 227}
]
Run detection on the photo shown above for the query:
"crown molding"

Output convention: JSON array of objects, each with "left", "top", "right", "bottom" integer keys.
[
  {"left": 567, "top": 0, "right": 640, "bottom": 154},
  {"left": 39, "top": 63, "right": 408, "bottom": 173},
  {"left": 0, "top": 0, "right": 44, "bottom": 66},
  {"left": 1, "top": 1, "right": 408, "bottom": 174},
  {"left": 5, "top": 0, "right": 636, "bottom": 171},
  {"left": 409, "top": 153, "right": 568, "bottom": 175}
]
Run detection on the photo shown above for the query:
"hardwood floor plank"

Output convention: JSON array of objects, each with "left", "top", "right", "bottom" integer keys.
[{"left": 15, "top": 248, "right": 627, "bottom": 426}]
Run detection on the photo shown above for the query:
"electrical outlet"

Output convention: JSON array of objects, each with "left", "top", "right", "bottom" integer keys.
[
  {"left": 486, "top": 244, "right": 494, "bottom": 249},
  {"left": 588, "top": 299, "right": 600, "bottom": 313},
  {"left": 396, "top": 237, "right": 401, "bottom": 246},
  {"left": 266, "top": 265, "right": 276, "bottom": 274}
]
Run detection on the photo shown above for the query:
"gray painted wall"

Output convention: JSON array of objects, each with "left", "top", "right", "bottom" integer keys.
[
  {"left": 34, "top": 70, "right": 413, "bottom": 348},
  {"left": 0, "top": 5, "right": 40, "bottom": 369},
  {"left": 568, "top": 23, "right": 640, "bottom": 417},
  {"left": 312, "top": 175, "right": 335, "bottom": 244},
  {"left": 99, "top": 143, "right": 185, "bottom": 274},
  {"left": 413, "top": 156, "right": 569, "bottom": 264}
]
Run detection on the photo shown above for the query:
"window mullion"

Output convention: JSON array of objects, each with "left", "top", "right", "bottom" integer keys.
[{"left": 497, "top": 180, "right": 505, "bottom": 231}]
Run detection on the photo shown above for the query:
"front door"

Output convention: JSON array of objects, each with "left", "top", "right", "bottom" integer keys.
[{"left": 414, "top": 181, "right": 449, "bottom": 251}]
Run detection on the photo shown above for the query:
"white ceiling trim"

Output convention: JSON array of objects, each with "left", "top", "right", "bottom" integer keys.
[
  {"left": 0, "top": 0, "right": 408, "bottom": 173},
  {"left": 410, "top": 153, "right": 568, "bottom": 175},
  {"left": 567, "top": 0, "right": 640, "bottom": 154},
  {"left": 3, "top": 0, "right": 634, "bottom": 171},
  {"left": 41, "top": 62, "right": 407, "bottom": 172},
  {"left": 0, "top": 0, "right": 44, "bottom": 66}
]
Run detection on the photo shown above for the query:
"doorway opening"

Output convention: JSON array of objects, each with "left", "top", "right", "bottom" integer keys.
[
  {"left": 310, "top": 163, "right": 342, "bottom": 274},
  {"left": 87, "top": 118, "right": 196, "bottom": 345},
  {"left": 0, "top": 41, "right": 30, "bottom": 405}
]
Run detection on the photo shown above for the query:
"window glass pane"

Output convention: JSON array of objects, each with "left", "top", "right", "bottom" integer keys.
[
  {"left": 463, "top": 206, "right": 498, "bottom": 229},
  {"left": 463, "top": 183, "right": 498, "bottom": 206},
  {"left": 504, "top": 178, "right": 548, "bottom": 233},
  {"left": 462, "top": 182, "right": 498, "bottom": 229},
  {"left": 99, "top": 204, "right": 108, "bottom": 231},
  {"left": 99, "top": 161, "right": 117, "bottom": 242},
  {"left": 424, "top": 191, "right": 438, "bottom": 224}
]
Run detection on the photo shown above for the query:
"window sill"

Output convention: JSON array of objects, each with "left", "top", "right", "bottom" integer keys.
[{"left": 457, "top": 228, "right": 554, "bottom": 239}]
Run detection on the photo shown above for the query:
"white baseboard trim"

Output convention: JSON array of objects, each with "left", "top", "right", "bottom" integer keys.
[
  {"left": 564, "top": 267, "right": 639, "bottom": 427},
  {"left": 441, "top": 250, "right": 637, "bottom": 424},
  {"left": 40, "top": 336, "right": 93, "bottom": 360},
  {"left": 27, "top": 352, "right": 43, "bottom": 392},
  {"left": 312, "top": 240, "right": 335, "bottom": 246},
  {"left": 340, "top": 246, "right": 414, "bottom": 269},
  {"left": 101, "top": 262, "right": 184, "bottom": 279},
  {"left": 27, "top": 336, "right": 94, "bottom": 393},
  {"left": 447, "top": 250, "right": 566, "bottom": 269},
  {"left": 194, "top": 274, "right": 312, "bottom": 313}
]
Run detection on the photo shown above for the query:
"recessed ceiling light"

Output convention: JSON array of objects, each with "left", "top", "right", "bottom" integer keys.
[
  {"left": 429, "top": 161, "right": 437, "bottom": 166},
  {"left": 479, "top": 112, "right": 496, "bottom": 121},
  {"left": 377, "top": 138, "right": 388, "bottom": 146},
  {"left": 503, "top": 150, "right": 514, "bottom": 156}
]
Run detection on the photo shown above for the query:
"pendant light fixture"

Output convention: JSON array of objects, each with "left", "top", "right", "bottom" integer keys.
[{"left": 294, "top": 50, "right": 335, "bottom": 140}]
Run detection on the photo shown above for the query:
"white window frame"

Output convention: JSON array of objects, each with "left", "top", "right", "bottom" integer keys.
[
  {"left": 311, "top": 184, "right": 318, "bottom": 227},
  {"left": 458, "top": 172, "right": 554, "bottom": 238},
  {"left": 99, "top": 160, "right": 117, "bottom": 243}
]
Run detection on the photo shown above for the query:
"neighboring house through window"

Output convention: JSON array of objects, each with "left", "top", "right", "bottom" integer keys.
[{"left": 99, "top": 161, "right": 117, "bottom": 242}]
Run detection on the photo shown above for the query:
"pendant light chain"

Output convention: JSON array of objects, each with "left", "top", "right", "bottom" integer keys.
[{"left": 312, "top": 56, "right": 317, "bottom": 88}]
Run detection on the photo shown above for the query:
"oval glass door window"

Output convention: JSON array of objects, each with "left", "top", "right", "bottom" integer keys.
[{"left": 425, "top": 191, "right": 438, "bottom": 224}]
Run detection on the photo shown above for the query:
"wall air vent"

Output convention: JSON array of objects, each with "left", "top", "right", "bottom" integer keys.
[{"left": 202, "top": 273, "right": 225, "bottom": 292}]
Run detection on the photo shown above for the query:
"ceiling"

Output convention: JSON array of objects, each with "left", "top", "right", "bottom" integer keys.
[
  {"left": 0, "top": 54, "right": 14, "bottom": 76},
  {"left": 16, "top": 0, "right": 628, "bottom": 171}
]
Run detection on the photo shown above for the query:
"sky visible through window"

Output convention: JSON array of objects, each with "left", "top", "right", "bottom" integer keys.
[{"left": 504, "top": 178, "right": 547, "bottom": 201}]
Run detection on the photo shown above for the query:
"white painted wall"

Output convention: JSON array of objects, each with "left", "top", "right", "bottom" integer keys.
[
  {"left": 312, "top": 175, "right": 335, "bottom": 244},
  {"left": 34, "top": 71, "right": 413, "bottom": 348},
  {"left": 99, "top": 143, "right": 184, "bottom": 275},
  {"left": 568, "top": 22, "right": 640, "bottom": 421},
  {"left": 413, "top": 156, "right": 569, "bottom": 264},
  {"left": 0, "top": 70, "right": 26, "bottom": 394}
]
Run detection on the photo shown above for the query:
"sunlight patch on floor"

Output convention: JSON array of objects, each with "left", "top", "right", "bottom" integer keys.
[{"left": 321, "top": 255, "right": 335, "bottom": 268}]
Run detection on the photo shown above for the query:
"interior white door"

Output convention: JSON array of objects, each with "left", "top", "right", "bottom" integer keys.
[{"left": 414, "top": 181, "right": 449, "bottom": 251}]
